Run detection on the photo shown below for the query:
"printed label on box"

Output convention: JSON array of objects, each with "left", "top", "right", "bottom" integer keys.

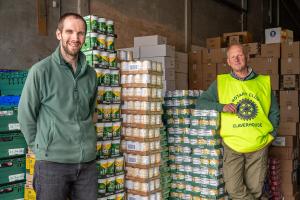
[
  {"left": 9, "top": 173, "right": 25, "bottom": 182},
  {"left": 272, "top": 137, "right": 286, "bottom": 146},
  {"left": 8, "top": 148, "right": 25, "bottom": 156},
  {"left": 8, "top": 123, "right": 20, "bottom": 130}
]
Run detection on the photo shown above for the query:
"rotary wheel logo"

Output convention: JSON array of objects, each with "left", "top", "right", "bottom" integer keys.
[{"left": 236, "top": 99, "right": 258, "bottom": 120}]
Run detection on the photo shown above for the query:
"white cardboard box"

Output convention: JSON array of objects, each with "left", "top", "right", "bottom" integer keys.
[
  {"left": 265, "top": 27, "right": 293, "bottom": 44},
  {"left": 134, "top": 35, "right": 167, "bottom": 47},
  {"left": 175, "top": 52, "right": 188, "bottom": 62},
  {"left": 140, "top": 44, "right": 175, "bottom": 58},
  {"left": 141, "top": 57, "right": 175, "bottom": 69}
]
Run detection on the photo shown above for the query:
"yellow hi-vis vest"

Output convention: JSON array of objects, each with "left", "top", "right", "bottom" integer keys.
[{"left": 217, "top": 74, "right": 274, "bottom": 153}]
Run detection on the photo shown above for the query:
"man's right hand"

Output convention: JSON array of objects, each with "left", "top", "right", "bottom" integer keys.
[{"left": 223, "top": 103, "right": 237, "bottom": 113}]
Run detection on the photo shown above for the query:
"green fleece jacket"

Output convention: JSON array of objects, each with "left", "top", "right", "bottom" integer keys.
[
  {"left": 18, "top": 46, "right": 98, "bottom": 163},
  {"left": 196, "top": 70, "right": 280, "bottom": 137}
]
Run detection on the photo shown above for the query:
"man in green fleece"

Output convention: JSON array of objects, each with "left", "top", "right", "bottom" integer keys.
[
  {"left": 18, "top": 13, "right": 97, "bottom": 200},
  {"left": 197, "top": 44, "right": 279, "bottom": 199}
]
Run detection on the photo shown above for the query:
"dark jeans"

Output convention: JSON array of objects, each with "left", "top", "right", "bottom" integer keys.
[{"left": 33, "top": 160, "right": 97, "bottom": 200}]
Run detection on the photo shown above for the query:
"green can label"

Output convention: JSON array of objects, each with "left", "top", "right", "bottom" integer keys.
[
  {"left": 103, "top": 123, "right": 113, "bottom": 139},
  {"left": 106, "top": 159, "right": 115, "bottom": 175},
  {"left": 115, "top": 175, "right": 124, "bottom": 190},
  {"left": 112, "top": 122, "right": 121, "bottom": 138},
  {"left": 110, "top": 70, "right": 119, "bottom": 86},
  {"left": 98, "top": 18, "right": 106, "bottom": 33},
  {"left": 103, "top": 87, "right": 112, "bottom": 102},
  {"left": 111, "top": 139, "right": 120, "bottom": 156},
  {"left": 106, "top": 177, "right": 115, "bottom": 193},
  {"left": 111, "top": 104, "right": 120, "bottom": 120},
  {"left": 102, "top": 70, "right": 111, "bottom": 86},
  {"left": 98, "top": 160, "right": 107, "bottom": 176},
  {"left": 98, "top": 178, "right": 106, "bottom": 194}
]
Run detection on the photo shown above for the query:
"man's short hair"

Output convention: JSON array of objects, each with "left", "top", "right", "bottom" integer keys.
[
  {"left": 57, "top": 12, "right": 87, "bottom": 33},
  {"left": 226, "top": 44, "right": 248, "bottom": 58}
]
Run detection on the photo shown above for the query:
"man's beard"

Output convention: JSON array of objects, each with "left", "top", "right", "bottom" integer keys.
[{"left": 61, "top": 40, "right": 81, "bottom": 57}]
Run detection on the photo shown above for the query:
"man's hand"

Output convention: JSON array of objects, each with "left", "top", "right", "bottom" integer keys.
[{"left": 223, "top": 103, "right": 237, "bottom": 113}]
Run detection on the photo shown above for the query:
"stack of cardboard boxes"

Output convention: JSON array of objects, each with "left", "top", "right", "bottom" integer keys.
[{"left": 123, "top": 35, "right": 189, "bottom": 93}]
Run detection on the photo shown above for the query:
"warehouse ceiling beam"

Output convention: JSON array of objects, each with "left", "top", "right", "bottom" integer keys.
[{"left": 212, "top": 0, "right": 248, "bottom": 13}]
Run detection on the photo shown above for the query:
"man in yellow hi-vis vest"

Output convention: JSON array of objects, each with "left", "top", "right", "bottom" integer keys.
[{"left": 197, "top": 44, "right": 280, "bottom": 199}]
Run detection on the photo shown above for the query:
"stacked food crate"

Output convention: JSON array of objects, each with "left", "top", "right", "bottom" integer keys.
[
  {"left": 82, "top": 15, "right": 125, "bottom": 200},
  {"left": 0, "top": 70, "right": 28, "bottom": 200},
  {"left": 121, "top": 60, "right": 163, "bottom": 199},
  {"left": 165, "top": 90, "right": 227, "bottom": 199}
]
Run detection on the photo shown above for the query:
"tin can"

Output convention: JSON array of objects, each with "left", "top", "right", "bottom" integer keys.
[
  {"left": 106, "top": 36, "right": 115, "bottom": 51},
  {"left": 100, "top": 51, "right": 109, "bottom": 66},
  {"left": 98, "top": 178, "right": 106, "bottom": 194},
  {"left": 110, "top": 70, "right": 119, "bottom": 86},
  {"left": 102, "top": 69, "right": 111, "bottom": 86},
  {"left": 103, "top": 87, "right": 112, "bottom": 102},
  {"left": 115, "top": 156, "right": 124, "bottom": 173},
  {"left": 115, "top": 174, "right": 125, "bottom": 190},
  {"left": 106, "top": 20, "right": 114, "bottom": 35},
  {"left": 84, "top": 15, "right": 98, "bottom": 32},
  {"left": 98, "top": 159, "right": 107, "bottom": 176},
  {"left": 102, "top": 141, "right": 112, "bottom": 157},
  {"left": 95, "top": 123, "right": 104, "bottom": 138},
  {"left": 112, "top": 122, "right": 121, "bottom": 138},
  {"left": 106, "top": 176, "right": 115, "bottom": 193},
  {"left": 111, "top": 104, "right": 120, "bottom": 120},
  {"left": 116, "top": 192, "right": 125, "bottom": 200},
  {"left": 107, "top": 158, "right": 115, "bottom": 175},
  {"left": 108, "top": 53, "right": 117, "bottom": 68},
  {"left": 98, "top": 17, "right": 106, "bottom": 33},
  {"left": 111, "top": 139, "right": 120, "bottom": 156},
  {"left": 103, "top": 122, "right": 113, "bottom": 139},
  {"left": 97, "top": 104, "right": 104, "bottom": 120},
  {"left": 103, "top": 104, "right": 111, "bottom": 121},
  {"left": 97, "top": 34, "right": 106, "bottom": 49},
  {"left": 112, "top": 87, "right": 121, "bottom": 103}
]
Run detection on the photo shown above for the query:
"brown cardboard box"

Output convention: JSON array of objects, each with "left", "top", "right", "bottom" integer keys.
[
  {"left": 216, "top": 63, "right": 231, "bottom": 75},
  {"left": 203, "top": 63, "right": 217, "bottom": 89},
  {"left": 269, "top": 146, "right": 297, "bottom": 159},
  {"left": 282, "top": 41, "right": 300, "bottom": 58},
  {"left": 175, "top": 72, "right": 188, "bottom": 90},
  {"left": 248, "top": 57, "right": 279, "bottom": 75},
  {"left": 280, "top": 90, "right": 300, "bottom": 107},
  {"left": 279, "top": 122, "right": 299, "bottom": 136},
  {"left": 281, "top": 183, "right": 298, "bottom": 196},
  {"left": 189, "top": 51, "right": 203, "bottom": 89},
  {"left": 279, "top": 159, "right": 298, "bottom": 172},
  {"left": 280, "top": 106, "right": 299, "bottom": 122},
  {"left": 202, "top": 48, "right": 227, "bottom": 63},
  {"left": 243, "top": 43, "right": 260, "bottom": 56},
  {"left": 271, "top": 74, "right": 280, "bottom": 90},
  {"left": 223, "top": 31, "right": 253, "bottom": 46},
  {"left": 228, "top": 35, "right": 242, "bottom": 45},
  {"left": 261, "top": 43, "right": 281, "bottom": 58},
  {"left": 281, "top": 75, "right": 300, "bottom": 90},
  {"left": 206, "top": 37, "right": 222, "bottom": 49},
  {"left": 281, "top": 58, "right": 300, "bottom": 75},
  {"left": 272, "top": 135, "right": 297, "bottom": 147},
  {"left": 283, "top": 192, "right": 300, "bottom": 200},
  {"left": 281, "top": 170, "right": 297, "bottom": 184}
]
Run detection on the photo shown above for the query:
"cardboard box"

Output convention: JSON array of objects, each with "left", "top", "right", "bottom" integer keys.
[
  {"left": 281, "top": 75, "right": 300, "bottom": 90},
  {"left": 175, "top": 72, "right": 188, "bottom": 90},
  {"left": 279, "top": 159, "right": 298, "bottom": 172},
  {"left": 280, "top": 106, "right": 299, "bottom": 122},
  {"left": 282, "top": 41, "right": 300, "bottom": 58},
  {"left": 223, "top": 31, "right": 253, "bottom": 46},
  {"left": 248, "top": 57, "right": 279, "bottom": 75},
  {"left": 281, "top": 183, "right": 298, "bottom": 196},
  {"left": 206, "top": 37, "right": 222, "bottom": 49},
  {"left": 272, "top": 135, "right": 297, "bottom": 147},
  {"left": 189, "top": 51, "right": 203, "bottom": 89},
  {"left": 269, "top": 146, "right": 296, "bottom": 159},
  {"left": 265, "top": 27, "right": 293, "bottom": 44},
  {"left": 163, "top": 80, "right": 176, "bottom": 93},
  {"left": 261, "top": 43, "right": 281, "bottom": 58},
  {"left": 283, "top": 192, "right": 300, "bottom": 200},
  {"left": 279, "top": 122, "right": 299, "bottom": 136},
  {"left": 175, "top": 52, "right": 188, "bottom": 62},
  {"left": 281, "top": 170, "right": 297, "bottom": 184},
  {"left": 203, "top": 63, "right": 217, "bottom": 89},
  {"left": 216, "top": 63, "right": 231, "bottom": 75},
  {"left": 175, "top": 61, "right": 188, "bottom": 73},
  {"left": 139, "top": 44, "right": 175, "bottom": 58},
  {"left": 281, "top": 58, "right": 300, "bottom": 75},
  {"left": 163, "top": 68, "right": 175, "bottom": 81},
  {"left": 280, "top": 90, "right": 300, "bottom": 107},
  {"left": 271, "top": 74, "right": 280, "bottom": 90},
  {"left": 243, "top": 43, "right": 260, "bottom": 56},
  {"left": 202, "top": 48, "right": 227, "bottom": 63},
  {"left": 134, "top": 35, "right": 167, "bottom": 47},
  {"left": 191, "top": 45, "right": 205, "bottom": 52}
]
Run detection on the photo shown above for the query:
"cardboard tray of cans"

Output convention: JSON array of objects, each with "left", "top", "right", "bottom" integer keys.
[
  {"left": 121, "top": 83, "right": 163, "bottom": 89},
  {"left": 122, "top": 96, "right": 163, "bottom": 102},
  {"left": 122, "top": 123, "right": 163, "bottom": 129},
  {"left": 127, "top": 189, "right": 161, "bottom": 197},
  {"left": 121, "top": 109, "right": 163, "bottom": 115},
  {"left": 122, "top": 149, "right": 161, "bottom": 156},
  {"left": 126, "top": 175, "right": 161, "bottom": 182},
  {"left": 122, "top": 136, "right": 160, "bottom": 142},
  {"left": 126, "top": 162, "right": 161, "bottom": 169}
]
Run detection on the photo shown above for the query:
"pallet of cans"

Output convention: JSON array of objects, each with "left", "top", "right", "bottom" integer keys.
[
  {"left": 85, "top": 14, "right": 126, "bottom": 200},
  {"left": 164, "top": 90, "right": 228, "bottom": 200},
  {"left": 121, "top": 59, "right": 163, "bottom": 200},
  {"left": 160, "top": 128, "right": 171, "bottom": 200}
]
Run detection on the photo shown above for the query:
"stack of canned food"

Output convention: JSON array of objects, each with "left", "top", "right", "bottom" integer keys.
[
  {"left": 164, "top": 90, "right": 228, "bottom": 199},
  {"left": 267, "top": 158, "right": 282, "bottom": 199},
  {"left": 121, "top": 60, "right": 164, "bottom": 200},
  {"left": 84, "top": 15, "right": 125, "bottom": 200}
]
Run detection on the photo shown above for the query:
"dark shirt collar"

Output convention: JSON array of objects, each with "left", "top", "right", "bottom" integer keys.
[{"left": 230, "top": 67, "right": 256, "bottom": 81}]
